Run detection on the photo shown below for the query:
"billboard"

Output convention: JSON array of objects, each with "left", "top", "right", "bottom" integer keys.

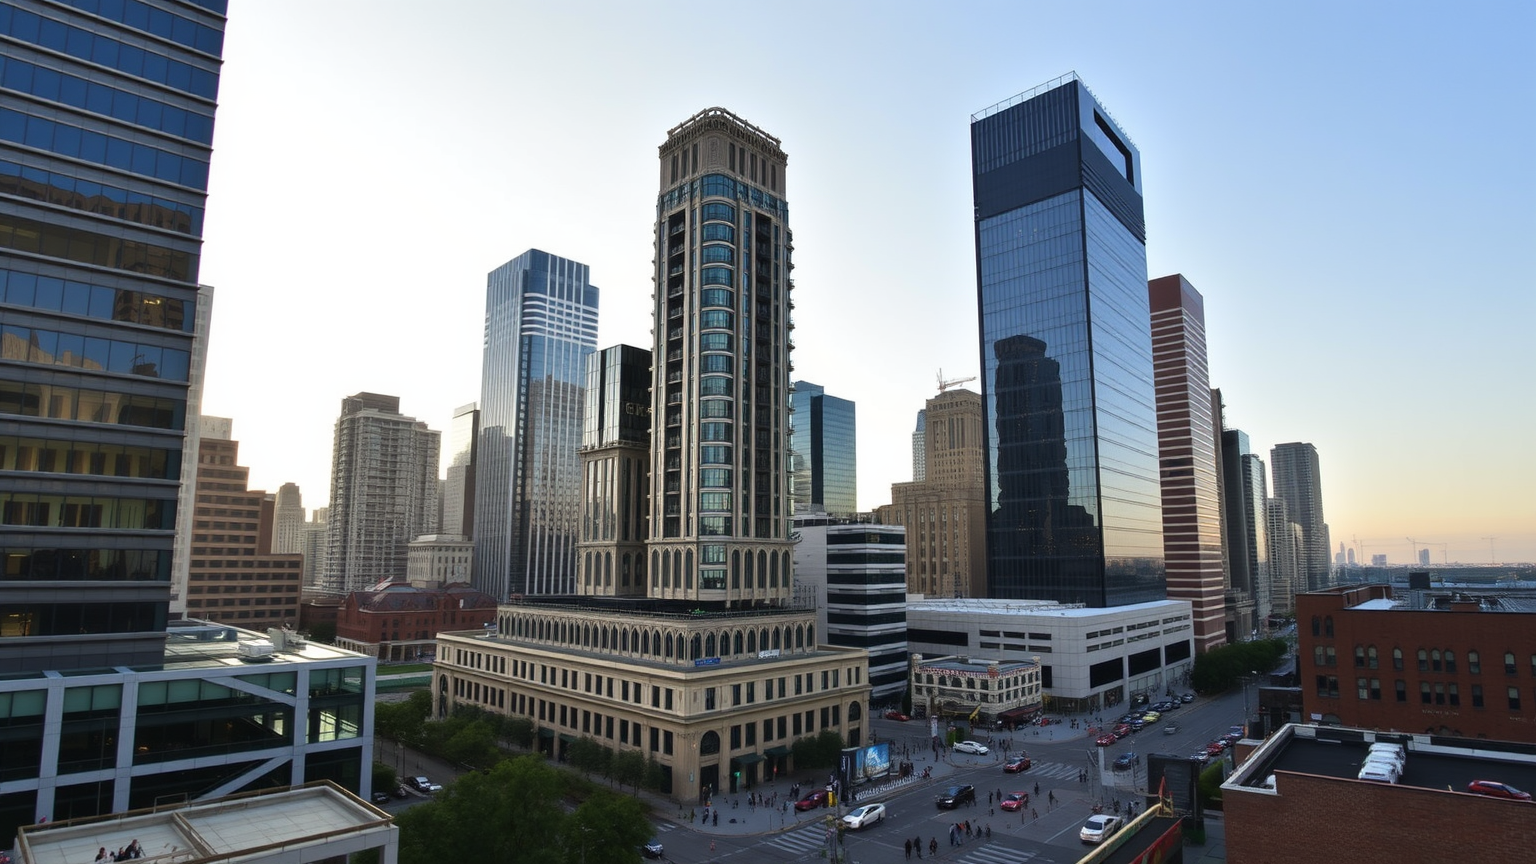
[{"left": 840, "top": 742, "right": 893, "bottom": 785}]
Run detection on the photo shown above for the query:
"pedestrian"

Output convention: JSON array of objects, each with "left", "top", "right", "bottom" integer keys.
[
  {"left": 987, "top": 791, "right": 993, "bottom": 805},
  {"left": 965, "top": 820, "right": 972, "bottom": 838},
  {"left": 930, "top": 838, "right": 938, "bottom": 856},
  {"left": 1031, "top": 807, "right": 1038, "bottom": 822},
  {"left": 985, "top": 824, "right": 992, "bottom": 839},
  {"left": 95, "top": 850, "right": 107, "bottom": 863},
  {"left": 713, "top": 811, "right": 719, "bottom": 826},
  {"left": 913, "top": 836, "right": 922, "bottom": 859},
  {"left": 1034, "top": 781, "right": 1040, "bottom": 796},
  {"left": 905, "top": 838, "right": 913, "bottom": 859}
]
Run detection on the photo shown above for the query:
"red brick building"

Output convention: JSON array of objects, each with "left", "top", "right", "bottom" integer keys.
[
  {"left": 1298, "top": 584, "right": 1536, "bottom": 741},
  {"left": 334, "top": 582, "right": 496, "bottom": 661}
]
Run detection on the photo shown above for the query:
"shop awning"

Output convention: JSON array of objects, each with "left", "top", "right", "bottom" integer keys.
[
  {"left": 764, "top": 745, "right": 792, "bottom": 757},
  {"left": 558, "top": 732, "right": 577, "bottom": 743},
  {"left": 731, "top": 752, "right": 766, "bottom": 765},
  {"left": 537, "top": 728, "right": 555, "bottom": 739}
]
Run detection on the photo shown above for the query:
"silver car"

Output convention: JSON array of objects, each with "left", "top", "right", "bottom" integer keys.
[
  {"left": 841, "top": 803, "right": 886, "bottom": 829},
  {"left": 952, "top": 740, "right": 989, "bottom": 755}
]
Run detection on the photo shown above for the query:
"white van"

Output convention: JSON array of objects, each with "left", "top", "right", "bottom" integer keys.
[
  {"left": 1367, "top": 743, "right": 1406, "bottom": 773},
  {"left": 1357, "top": 760, "right": 1399, "bottom": 783}
]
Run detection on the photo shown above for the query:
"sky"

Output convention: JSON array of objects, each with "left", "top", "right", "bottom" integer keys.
[{"left": 197, "top": 0, "right": 1536, "bottom": 566}]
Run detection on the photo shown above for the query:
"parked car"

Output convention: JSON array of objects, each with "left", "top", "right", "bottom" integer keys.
[
  {"left": 1357, "top": 761, "right": 1399, "bottom": 784},
  {"left": 884, "top": 710, "right": 911, "bottom": 721},
  {"left": 936, "top": 784, "right": 976, "bottom": 809},
  {"left": 1113, "top": 752, "right": 1139, "bottom": 771},
  {"left": 640, "top": 838, "right": 665, "bottom": 859},
  {"left": 1180, "top": 692, "right": 1196, "bottom": 703},
  {"left": 1205, "top": 742, "right": 1226, "bottom": 757},
  {"left": 1190, "top": 750, "right": 1211, "bottom": 764},
  {"left": 953, "top": 740, "right": 989, "bottom": 756},
  {"left": 1466, "top": 780, "right": 1532, "bottom": 801},
  {"left": 1129, "top": 718, "right": 1146, "bottom": 732},
  {"left": 1004, "top": 755, "right": 1032, "bottom": 772},
  {"left": 1000, "top": 791, "right": 1028, "bottom": 811},
  {"left": 1080, "top": 813, "right": 1124, "bottom": 844},
  {"left": 842, "top": 803, "right": 887, "bottom": 829},
  {"left": 1141, "top": 711, "right": 1161, "bottom": 723},
  {"left": 406, "top": 776, "right": 442, "bottom": 793},
  {"left": 370, "top": 791, "right": 391, "bottom": 805},
  {"left": 795, "top": 790, "right": 832, "bottom": 811},
  {"left": 1113, "top": 723, "right": 1133, "bottom": 738},
  {"left": 1096, "top": 734, "right": 1118, "bottom": 747}
]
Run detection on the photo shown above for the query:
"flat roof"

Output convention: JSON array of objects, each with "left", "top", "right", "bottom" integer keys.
[
  {"left": 908, "top": 597, "right": 1187, "bottom": 618},
  {"left": 916, "top": 657, "right": 1037, "bottom": 673},
  {"left": 17, "top": 783, "right": 393, "bottom": 864}
]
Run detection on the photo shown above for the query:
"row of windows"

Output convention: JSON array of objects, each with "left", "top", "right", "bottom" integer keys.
[
  {"left": 0, "top": 158, "right": 201, "bottom": 236},
  {"left": 659, "top": 174, "right": 789, "bottom": 222},
  {"left": 0, "top": 435, "right": 176, "bottom": 479},
  {"left": 0, "top": 600, "right": 163, "bottom": 637},
  {"left": 2, "top": 322, "right": 190, "bottom": 380},
  {"left": 1, "top": 545, "right": 169, "bottom": 581},
  {"left": 0, "top": 108, "right": 210, "bottom": 189},
  {"left": 1324, "top": 675, "right": 1532, "bottom": 711},
  {"left": 0, "top": 268, "right": 192, "bottom": 331},
  {"left": 0, "top": 380, "right": 184, "bottom": 429},
  {"left": 0, "top": 213, "right": 193, "bottom": 281},
  {"left": 1, "top": 492, "right": 173, "bottom": 529},
  {"left": 0, "top": 55, "right": 215, "bottom": 144},
  {"left": 1327, "top": 644, "right": 1533, "bottom": 677},
  {"left": 3, "top": 3, "right": 223, "bottom": 80}
]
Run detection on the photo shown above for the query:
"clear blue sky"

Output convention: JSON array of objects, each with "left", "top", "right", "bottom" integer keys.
[{"left": 198, "top": 0, "right": 1536, "bottom": 564}]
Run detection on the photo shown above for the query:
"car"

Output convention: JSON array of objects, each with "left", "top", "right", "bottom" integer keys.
[
  {"left": 999, "top": 791, "right": 1028, "bottom": 812},
  {"left": 640, "top": 838, "right": 665, "bottom": 859},
  {"left": 884, "top": 710, "right": 911, "bottom": 721},
  {"left": 1466, "top": 780, "right": 1532, "bottom": 801},
  {"left": 1141, "top": 711, "right": 1161, "bottom": 723},
  {"left": 1113, "top": 723, "right": 1133, "bottom": 738},
  {"left": 1357, "top": 761, "right": 1399, "bottom": 784},
  {"left": 936, "top": 784, "right": 976, "bottom": 809},
  {"left": 1205, "top": 742, "right": 1226, "bottom": 757},
  {"left": 1004, "top": 755, "right": 1032, "bottom": 772},
  {"left": 1180, "top": 692, "right": 1196, "bottom": 703},
  {"left": 1190, "top": 750, "right": 1211, "bottom": 764},
  {"left": 406, "top": 776, "right": 442, "bottom": 793},
  {"left": 1228, "top": 725, "right": 1246, "bottom": 738},
  {"left": 1080, "top": 813, "right": 1124, "bottom": 844},
  {"left": 842, "top": 803, "right": 887, "bottom": 829},
  {"left": 1366, "top": 744, "right": 1405, "bottom": 774},
  {"left": 1118, "top": 713, "right": 1142, "bottom": 725},
  {"left": 1096, "top": 734, "right": 1118, "bottom": 747},
  {"left": 1113, "top": 752, "right": 1139, "bottom": 771},
  {"left": 1129, "top": 718, "right": 1146, "bottom": 732},
  {"left": 1221, "top": 732, "right": 1243, "bottom": 746},
  {"left": 1152, "top": 700, "right": 1176, "bottom": 713},
  {"left": 795, "top": 790, "right": 831, "bottom": 811},
  {"left": 392, "top": 784, "right": 410, "bottom": 799},
  {"left": 369, "top": 791, "right": 391, "bottom": 805},
  {"left": 953, "top": 740, "right": 989, "bottom": 755},
  {"left": 1164, "top": 723, "right": 1179, "bottom": 735}
]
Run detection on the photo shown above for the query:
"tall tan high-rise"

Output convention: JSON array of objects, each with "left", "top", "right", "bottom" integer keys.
[
  {"left": 878, "top": 388, "right": 987, "bottom": 597},
  {"left": 273, "top": 482, "right": 305, "bottom": 554},
  {"left": 1149, "top": 275, "right": 1226, "bottom": 653}
]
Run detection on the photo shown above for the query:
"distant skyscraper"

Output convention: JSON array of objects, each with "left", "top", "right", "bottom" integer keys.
[
  {"left": 972, "top": 74, "right": 1164, "bottom": 606},
  {"left": 442, "top": 402, "right": 478, "bottom": 536},
  {"left": 273, "top": 482, "right": 305, "bottom": 555},
  {"left": 790, "top": 381, "right": 857, "bottom": 514},
  {"left": 649, "top": 108, "right": 794, "bottom": 605},
  {"left": 0, "top": 1, "right": 227, "bottom": 672},
  {"left": 912, "top": 409, "right": 927, "bottom": 482},
  {"left": 303, "top": 506, "right": 329, "bottom": 589},
  {"left": 1270, "top": 442, "right": 1330, "bottom": 591},
  {"left": 322, "top": 393, "right": 440, "bottom": 596},
  {"left": 1220, "top": 428, "right": 1268, "bottom": 639},
  {"left": 1149, "top": 275, "right": 1226, "bottom": 653},
  {"left": 576, "top": 344, "right": 651, "bottom": 598},
  {"left": 1265, "top": 497, "right": 1300, "bottom": 616},
  {"left": 473, "top": 250, "right": 598, "bottom": 599}
]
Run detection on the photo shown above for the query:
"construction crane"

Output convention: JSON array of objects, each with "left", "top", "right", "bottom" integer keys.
[{"left": 937, "top": 369, "right": 977, "bottom": 392}]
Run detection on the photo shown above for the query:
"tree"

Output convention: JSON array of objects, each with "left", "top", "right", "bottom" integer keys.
[
  {"left": 610, "top": 750, "right": 647, "bottom": 793},
  {"left": 372, "top": 761, "right": 397, "bottom": 795},
  {"left": 501, "top": 715, "right": 534, "bottom": 749},
  {"left": 560, "top": 790, "right": 654, "bottom": 864},
  {"left": 396, "top": 756, "right": 567, "bottom": 864},
  {"left": 444, "top": 722, "right": 500, "bottom": 770},
  {"left": 1191, "top": 639, "right": 1288, "bottom": 694},
  {"left": 566, "top": 737, "right": 609, "bottom": 777}
]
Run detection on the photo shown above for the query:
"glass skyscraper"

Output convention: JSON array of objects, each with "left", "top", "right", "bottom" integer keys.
[
  {"left": 790, "top": 381, "right": 856, "bottom": 515},
  {"left": 473, "top": 249, "right": 598, "bottom": 599},
  {"left": 971, "top": 74, "right": 1164, "bottom": 607},
  {"left": 1270, "top": 441, "right": 1329, "bottom": 592},
  {"left": 0, "top": 0, "right": 226, "bottom": 671},
  {"left": 649, "top": 108, "right": 794, "bottom": 607}
]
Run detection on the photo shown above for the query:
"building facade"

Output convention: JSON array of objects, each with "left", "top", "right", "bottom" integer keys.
[
  {"left": 321, "top": 393, "right": 440, "bottom": 597},
  {"left": 1220, "top": 428, "right": 1268, "bottom": 641},
  {"left": 910, "top": 654, "right": 1042, "bottom": 725},
  {"left": 1148, "top": 275, "right": 1226, "bottom": 654},
  {"left": 576, "top": 344, "right": 651, "bottom": 598},
  {"left": 1265, "top": 498, "right": 1301, "bottom": 617},
  {"left": 474, "top": 250, "right": 598, "bottom": 600},
  {"left": 877, "top": 389, "right": 986, "bottom": 598},
  {"left": 649, "top": 108, "right": 795, "bottom": 606},
  {"left": 1270, "top": 442, "right": 1330, "bottom": 592},
  {"left": 971, "top": 74, "right": 1164, "bottom": 607},
  {"left": 911, "top": 409, "right": 926, "bottom": 482},
  {"left": 404, "top": 534, "right": 473, "bottom": 589},
  {"left": 185, "top": 418, "right": 301, "bottom": 629},
  {"left": 441, "top": 403, "right": 477, "bottom": 538},
  {"left": 334, "top": 581, "right": 495, "bottom": 662},
  {"left": 789, "top": 382, "right": 857, "bottom": 515},
  {"left": 1297, "top": 583, "right": 1536, "bottom": 741},
  {"left": 0, "top": 0, "right": 227, "bottom": 673},
  {"left": 272, "top": 482, "right": 305, "bottom": 555}
]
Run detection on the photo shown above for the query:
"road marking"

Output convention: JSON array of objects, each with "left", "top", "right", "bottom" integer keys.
[
  {"left": 767, "top": 824, "right": 833, "bottom": 854},
  {"left": 956, "top": 845, "right": 1037, "bottom": 864}
]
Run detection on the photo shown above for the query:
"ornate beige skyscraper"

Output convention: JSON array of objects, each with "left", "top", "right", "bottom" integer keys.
[
  {"left": 273, "top": 482, "right": 305, "bottom": 555},
  {"left": 648, "top": 109, "right": 795, "bottom": 606}
]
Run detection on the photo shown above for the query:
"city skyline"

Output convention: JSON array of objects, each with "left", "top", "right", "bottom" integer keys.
[{"left": 196, "top": 2, "right": 1536, "bottom": 564}]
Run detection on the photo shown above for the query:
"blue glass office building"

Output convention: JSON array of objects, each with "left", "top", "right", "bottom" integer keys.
[
  {"left": 971, "top": 74, "right": 1164, "bottom": 607},
  {"left": 790, "top": 381, "right": 856, "bottom": 515},
  {"left": 0, "top": 0, "right": 226, "bottom": 671},
  {"left": 474, "top": 249, "right": 598, "bottom": 599}
]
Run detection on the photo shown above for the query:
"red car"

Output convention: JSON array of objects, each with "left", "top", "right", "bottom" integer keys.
[
  {"left": 795, "top": 790, "right": 831, "bottom": 811},
  {"left": 999, "top": 791, "right": 1028, "bottom": 812},
  {"left": 1096, "top": 734, "right": 1118, "bottom": 747},
  {"left": 884, "top": 710, "right": 911, "bottom": 721},
  {"left": 1204, "top": 742, "right": 1225, "bottom": 757},
  {"left": 1467, "top": 780, "right": 1532, "bottom": 801},
  {"left": 1114, "top": 724, "right": 1133, "bottom": 738},
  {"left": 1004, "top": 755, "right": 1032, "bottom": 772}
]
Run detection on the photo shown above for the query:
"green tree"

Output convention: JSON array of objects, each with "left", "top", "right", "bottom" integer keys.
[
  {"left": 371, "top": 762, "right": 397, "bottom": 795},
  {"left": 610, "top": 749, "right": 647, "bottom": 792},
  {"left": 501, "top": 715, "right": 535, "bottom": 749},
  {"left": 396, "top": 756, "right": 567, "bottom": 864},
  {"left": 566, "top": 736, "right": 609, "bottom": 777},
  {"left": 444, "top": 722, "right": 500, "bottom": 770},
  {"left": 561, "top": 790, "right": 654, "bottom": 864}
]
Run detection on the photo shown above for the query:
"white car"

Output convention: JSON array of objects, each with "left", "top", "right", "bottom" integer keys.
[
  {"left": 841, "top": 803, "right": 886, "bottom": 829},
  {"left": 952, "top": 740, "right": 989, "bottom": 755},
  {"left": 1080, "top": 813, "right": 1124, "bottom": 844}
]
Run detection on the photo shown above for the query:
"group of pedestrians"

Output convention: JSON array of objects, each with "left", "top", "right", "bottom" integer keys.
[
  {"left": 93, "top": 842, "right": 142, "bottom": 862},
  {"left": 903, "top": 836, "right": 938, "bottom": 859}
]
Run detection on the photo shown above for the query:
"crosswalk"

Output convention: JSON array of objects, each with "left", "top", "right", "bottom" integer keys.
[
  {"left": 766, "top": 823, "right": 838, "bottom": 856},
  {"left": 1018, "top": 760, "right": 1081, "bottom": 781},
  {"left": 954, "top": 845, "right": 1040, "bottom": 864}
]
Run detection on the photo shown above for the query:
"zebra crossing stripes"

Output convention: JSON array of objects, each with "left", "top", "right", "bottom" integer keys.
[
  {"left": 767, "top": 823, "right": 835, "bottom": 855},
  {"left": 956, "top": 844, "right": 1038, "bottom": 864},
  {"left": 1024, "top": 761, "right": 1080, "bottom": 780}
]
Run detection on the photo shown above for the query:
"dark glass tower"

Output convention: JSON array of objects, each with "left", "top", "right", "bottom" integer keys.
[
  {"left": 0, "top": 0, "right": 227, "bottom": 671},
  {"left": 790, "top": 381, "right": 857, "bottom": 515},
  {"left": 971, "top": 74, "right": 1164, "bottom": 606}
]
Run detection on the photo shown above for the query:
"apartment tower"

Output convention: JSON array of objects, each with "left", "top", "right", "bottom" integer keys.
[
  {"left": 441, "top": 402, "right": 477, "bottom": 537},
  {"left": 789, "top": 381, "right": 857, "bottom": 515},
  {"left": 649, "top": 108, "right": 794, "bottom": 605},
  {"left": 0, "top": 0, "right": 227, "bottom": 672},
  {"left": 473, "top": 250, "right": 598, "bottom": 599},
  {"left": 1270, "top": 442, "right": 1330, "bottom": 591},
  {"left": 1148, "top": 275, "right": 1226, "bottom": 652},
  {"left": 971, "top": 74, "right": 1164, "bottom": 606},
  {"left": 576, "top": 344, "right": 651, "bottom": 598}
]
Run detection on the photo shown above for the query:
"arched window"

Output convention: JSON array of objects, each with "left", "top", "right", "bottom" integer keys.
[
  {"left": 701, "top": 731, "right": 721, "bottom": 755},
  {"left": 796, "top": 625, "right": 805, "bottom": 649},
  {"left": 1468, "top": 650, "right": 1481, "bottom": 674},
  {"left": 1311, "top": 616, "right": 1321, "bottom": 636},
  {"left": 747, "top": 630, "right": 757, "bottom": 653},
  {"left": 1392, "top": 647, "right": 1403, "bottom": 670},
  {"left": 705, "top": 634, "right": 716, "bottom": 657},
  {"left": 1367, "top": 646, "right": 1379, "bottom": 669},
  {"left": 772, "top": 628, "right": 781, "bottom": 650},
  {"left": 1505, "top": 652, "right": 1517, "bottom": 675},
  {"left": 734, "top": 631, "right": 744, "bottom": 654},
  {"left": 848, "top": 702, "right": 862, "bottom": 721},
  {"left": 808, "top": 624, "right": 815, "bottom": 646},
  {"left": 1444, "top": 650, "right": 1455, "bottom": 673},
  {"left": 685, "top": 549, "right": 694, "bottom": 590},
  {"left": 739, "top": 551, "right": 748, "bottom": 589},
  {"left": 1354, "top": 646, "right": 1365, "bottom": 668},
  {"left": 664, "top": 633, "right": 674, "bottom": 658},
  {"left": 1417, "top": 649, "right": 1428, "bottom": 671},
  {"left": 691, "top": 634, "right": 702, "bottom": 660},
  {"left": 1431, "top": 649, "right": 1442, "bottom": 672},
  {"left": 1324, "top": 616, "right": 1334, "bottom": 637}
]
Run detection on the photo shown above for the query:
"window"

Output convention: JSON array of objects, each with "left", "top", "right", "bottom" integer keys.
[
  {"left": 1357, "top": 677, "right": 1369, "bottom": 700},
  {"left": 1367, "top": 646, "right": 1379, "bottom": 670},
  {"left": 705, "top": 688, "right": 716, "bottom": 710},
  {"left": 1392, "top": 648, "right": 1403, "bottom": 671},
  {"left": 1310, "top": 616, "right": 1321, "bottom": 636},
  {"left": 1469, "top": 651, "right": 1481, "bottom": 674},
  {"left": 1326, "top": 646, "right": 1336, "bottom": 667},
  {"left": 1324, "top": 616, "right": 1334, "bottom": 637},
  {"left": 1314, "top": 646, "right": 1326, "bottom": 667},
  {"left": 1315, "top": 675, "right": 1334, "bottom": 698},
  {"left": 1395, "top": 680, "right": 1407, "bottom": 702},
  {"left": 1417, "top": 649, "right": 1428, "bottom": 672},
  {"left": 1432, "top": 649, "right": 1442, "bottom": 673},
  {"left": 1420, "top": 682, "right": 1432, "bottom": 705},
  {"left": 1472, "top": 685, "right": 1484, "bottom": 708},
  {"left": 1506, "top": 652, "right": 1518, "bottom": 675},
  {"left": 1354, "top": 646, "right": 1365, "bottom": 668},
  {"left": 1435, "top": 683, "right": 1445, "bottom": 705},
  {"left": 1448, "top": 684, "right": 1459, "bottom": 706},
  {"left": 1370, "top": 679, "right": 1381, "bottom": 700},
  {"left": 1509, "top": 687, "right": 1522, "bottom": 711},
  {"left": 1445, "top": 650, "right": 1456, "bottom": 674}
]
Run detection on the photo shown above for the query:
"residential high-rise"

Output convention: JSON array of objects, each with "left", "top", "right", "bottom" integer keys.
[
  {"left": 878, "top": 388, "right": 987, "bottom": 598},
  {"left": 1149, "top": 275, "right": 1226, "bottom": 653},
  {"left": 971, "top": 74, "right": 1164, "bottom": 606},
  {"left": 322, "top": 393, "right": 440, "bottom": 596},
  {"left": 302, "top": 506, "right": 329, "bottom": 588},
  {"left": 441, "top": 402, "right": 478, "bottom": 536},
  {"left": 0, "top": 1, "right": 226, "bottom": 673},
  {"left": 793, "top": 512, "right": 908, "bottom": 700},
  {"left": 789, "top": 381, "right": 857, "bottom": 514},
  {"left": 1270, "top": 442, "right": 1331, "bottom": 591},
  {"left": 186, "top": 418, "right": 302, "bottom": 628},
  {"left": 473, "top": 250, "right": 598, "bottom": 600},
  {"left": 273, "top": 482, "right": 305, "bottom": 554},
  {"left": 1265, "top": 497, "right": 1301, "bottom": 616},
  {"left": 1220, "top": 428, "right": 1268, "bottom": 640},
  {"left": 649, "top": 107, "right": 795, "bottom": 605},
  {"left": 576, "top": 344, "right": 651, "bottom": 598}
]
